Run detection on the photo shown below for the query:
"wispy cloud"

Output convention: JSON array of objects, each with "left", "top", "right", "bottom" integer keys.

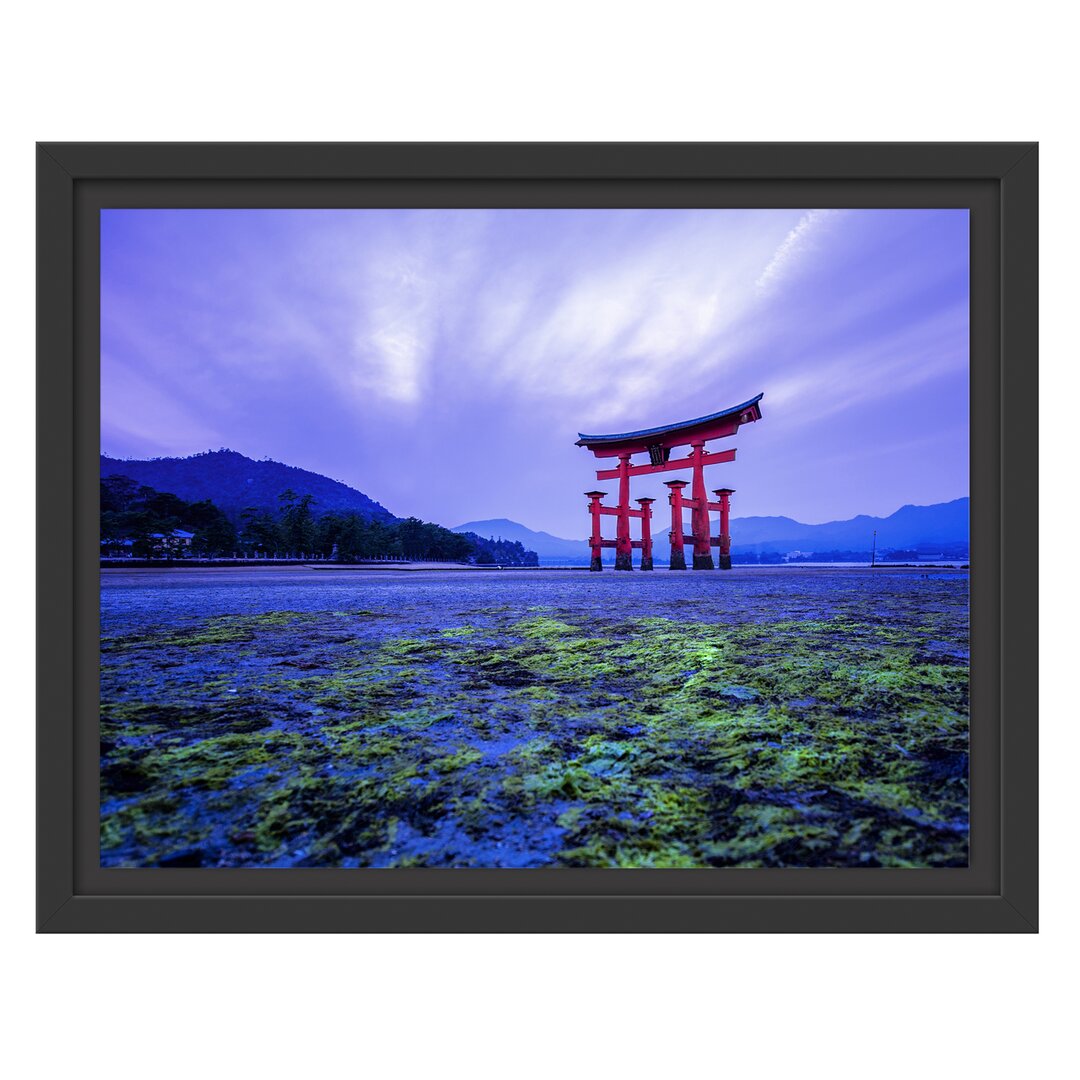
[
  {"left": 755, "top": 209, "right": 840, "bottom": 293},
  {"left": 101, "top": 352, "right": 224, "bottom": 454}
]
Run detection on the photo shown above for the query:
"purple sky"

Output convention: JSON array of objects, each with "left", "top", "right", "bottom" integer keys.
[{"left": 101, "top": 208, "right": 968, "bottom": 538}]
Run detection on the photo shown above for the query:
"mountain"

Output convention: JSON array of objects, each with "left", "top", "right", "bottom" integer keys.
[
  {"left": 100, "top": 450, "right": 396, "bottom": 523},
  {"left": 451, "top": 518, "right": 587, "bottom": 565},
  {"left": 456, "top": 498, "right": 969, "bottom": 566},
  {"left": 719, "top": 498, "right": 969, "bottom": 554}
]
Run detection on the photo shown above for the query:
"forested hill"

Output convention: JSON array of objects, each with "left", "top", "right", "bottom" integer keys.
[{"left": 100, "top": 450, "right": 395, "bottom": 523}]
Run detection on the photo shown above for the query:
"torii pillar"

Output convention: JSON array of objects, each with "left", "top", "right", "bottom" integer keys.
[
  {"left": 690, "top": 440, "right": 714, "bottom": 570},
  {"left": 636, "top": 497, "right": 655, "bottom": 570},
  {"left": 713, "top": 487, "right": 735, "bottom": 571},
  {"left": 585, "top": 491, "right": 605, "bottom": 572},
  {"left": 665, "top": 480, "right": 688, "bottom": 570},
  {"left": 614, "top": 454, "right": 633, "bottom": 571}
]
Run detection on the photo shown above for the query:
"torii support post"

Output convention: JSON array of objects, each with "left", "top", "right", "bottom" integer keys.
[
  {"left": 585, "top": 491, "right": 605, "bottom": 571},
  {"left": 614, "top": 454, "right": 633, "bottom": 571},
  {"left": 713, "top": 488, "right": 734, "bottom": 570},
  {"left": 665, "top": 480, "right": 688, "bottom": 570},
  {"left": 636, "top": 497, "right": 655, "bottom": 570},
  {"left": 690, "top": 441, "right": 714, "bottom": 570}
]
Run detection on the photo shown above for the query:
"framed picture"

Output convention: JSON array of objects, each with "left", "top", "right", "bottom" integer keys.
[{"left": 37, "top": 142, "right": 1037, "bottom": 932}]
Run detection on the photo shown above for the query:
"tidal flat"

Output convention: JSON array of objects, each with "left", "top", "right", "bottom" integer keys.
[{"left": 100, "top": 567, "right": 969, "bottom": 868}]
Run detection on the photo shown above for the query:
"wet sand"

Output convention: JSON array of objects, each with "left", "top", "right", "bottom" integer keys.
[{"left": 100, "top": 567, "right": 970, "bottom": 868}]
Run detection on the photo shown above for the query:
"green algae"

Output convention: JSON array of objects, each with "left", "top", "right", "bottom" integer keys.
[{"left": 100, "top": 585, "right": 969, "bottom": 868}]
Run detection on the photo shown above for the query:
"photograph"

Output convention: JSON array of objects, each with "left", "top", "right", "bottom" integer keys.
[{"left": 98, "top": 206, "right": 970, "bottom": 869}]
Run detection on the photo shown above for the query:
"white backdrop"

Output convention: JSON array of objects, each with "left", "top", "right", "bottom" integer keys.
[{"left": 2, "top": 3, "right": 1070, "bottom": 1077}]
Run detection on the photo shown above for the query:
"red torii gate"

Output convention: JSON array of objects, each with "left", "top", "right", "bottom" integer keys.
[{"left": 576, "top": 394, "right": 763, "bottom": 571}]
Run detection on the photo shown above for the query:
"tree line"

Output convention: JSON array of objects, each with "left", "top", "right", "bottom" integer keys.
[{"left": 100, "top": 476, "right": 538, "bottom": 565}]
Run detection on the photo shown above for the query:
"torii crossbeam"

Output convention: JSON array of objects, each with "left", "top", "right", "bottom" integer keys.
[{"left": 576, "top": 393, "right": 763, "bottom": 571}]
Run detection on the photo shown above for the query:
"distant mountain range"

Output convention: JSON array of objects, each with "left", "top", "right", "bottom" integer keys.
[
  {"left": 451, "top": 519, "right": 587, "bottom": 564},
  {"left": 456, "top": 499, "right": 969, "bottom": 565},
  {"left": 716, "top": 497, "right": 969, "bottom": 554},
  {"left": 100, "top": 450, "right": 395, "bottom": 523}
]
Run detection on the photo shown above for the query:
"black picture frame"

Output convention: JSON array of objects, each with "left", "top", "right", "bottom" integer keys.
[{"left": 37, "top": 142, "right": 1038, "bottom": 933}]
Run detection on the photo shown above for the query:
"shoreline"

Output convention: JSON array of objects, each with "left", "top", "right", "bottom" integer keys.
[
  {"left": 98, "top": 562, "right": 593, "bottom": 573},
  {"left": 100, "top": 561, "right": 969, "bottom": 574}
]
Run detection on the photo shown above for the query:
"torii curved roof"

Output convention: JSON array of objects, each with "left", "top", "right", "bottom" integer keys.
[{"left": 575, "top": 393, "right": 763, "bottom": 451}]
